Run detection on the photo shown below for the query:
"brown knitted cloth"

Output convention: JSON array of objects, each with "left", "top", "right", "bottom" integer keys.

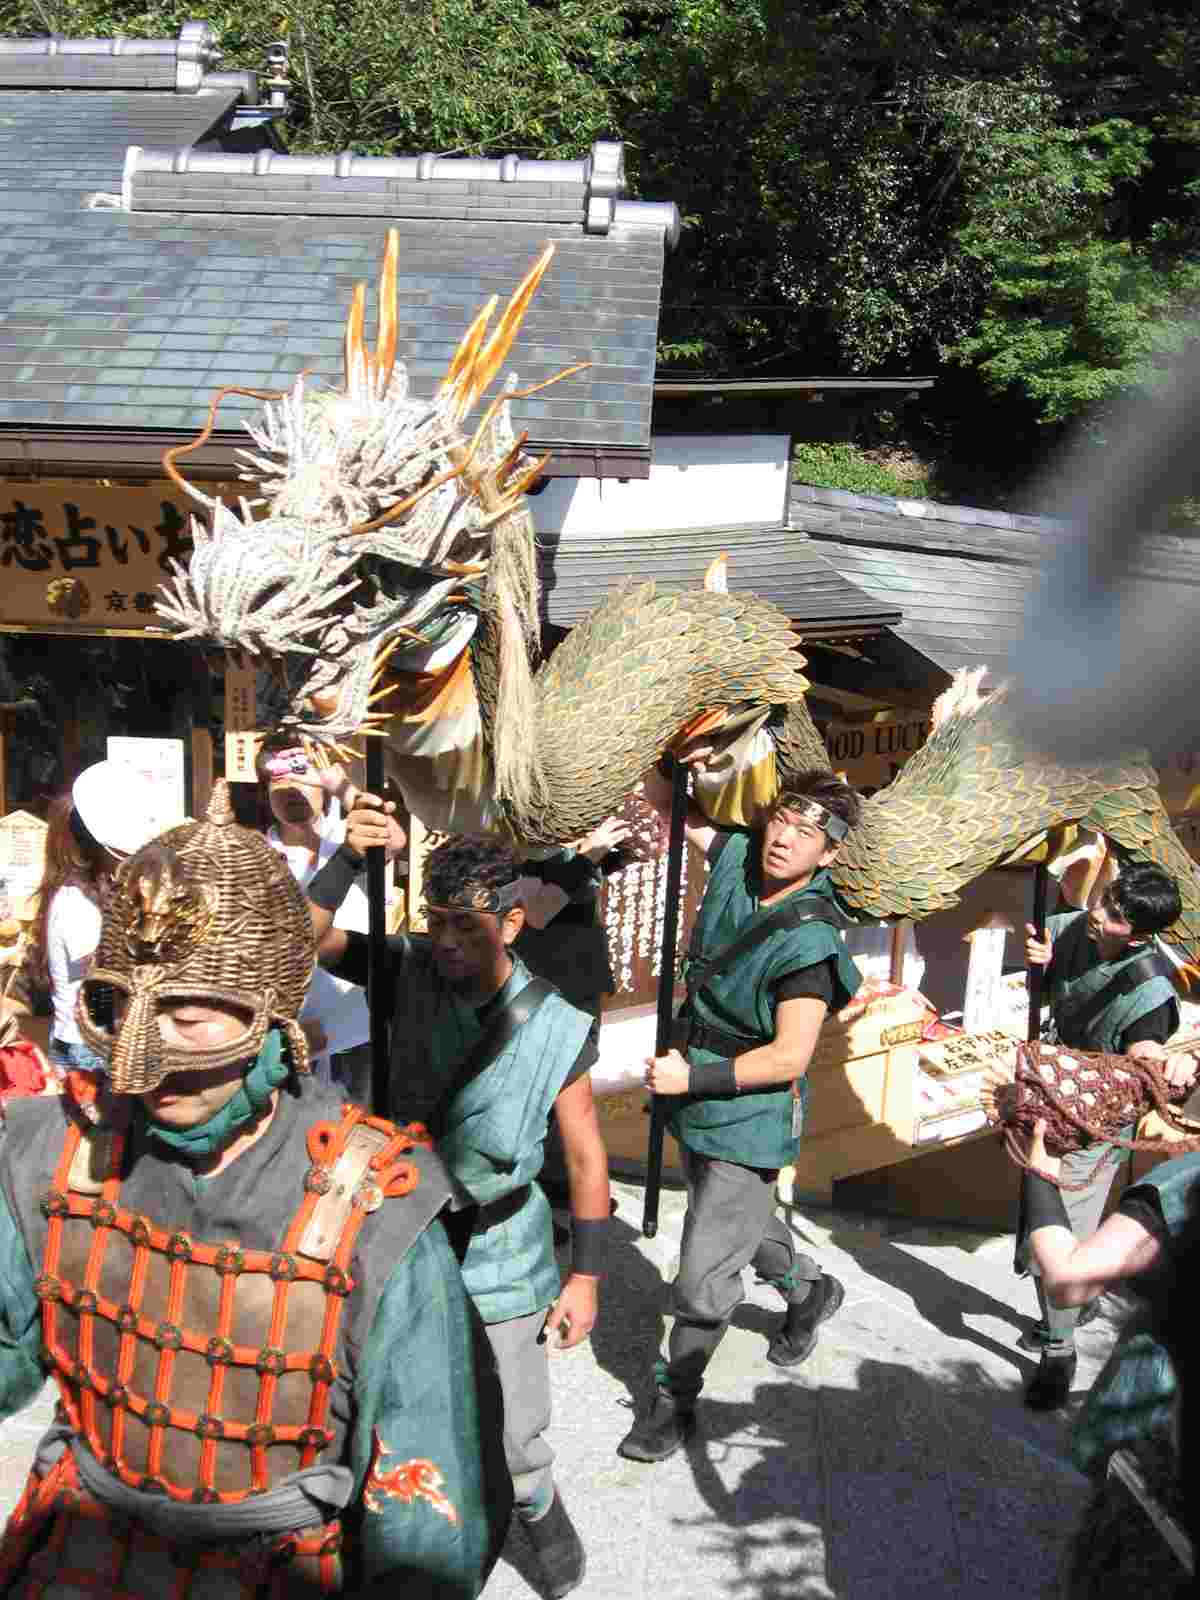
[{"left": 986, "top": 1041, "right": 1200, "bottom": 1188}]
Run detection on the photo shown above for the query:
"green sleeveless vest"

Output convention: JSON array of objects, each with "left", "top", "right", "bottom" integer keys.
[
  {"left": 670, "top": 831, "right": 862, "bottom": 1168},
  {"left": 1045, "top": 911, "right": 1177, "bottom": 1054},
  {"left": 387, "top": 950, "right": 593, "bottom": 1323}
]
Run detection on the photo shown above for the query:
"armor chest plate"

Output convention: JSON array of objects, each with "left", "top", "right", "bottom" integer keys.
[{"left": 33, "top": 1113, "right": 413, "bottom": 1503}]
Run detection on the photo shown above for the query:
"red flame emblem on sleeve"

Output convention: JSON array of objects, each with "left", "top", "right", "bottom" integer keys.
[{"left": 363, "top": 1430, "right": 459, "bottom": 1525}]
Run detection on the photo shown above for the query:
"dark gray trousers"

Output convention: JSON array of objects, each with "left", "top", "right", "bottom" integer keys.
[
  {"left": 664, "top": 1149, "right": 820, "bottom": 1396},
  {"left": 484, "top": 1310, "right": 555, "bottom": 1520}
]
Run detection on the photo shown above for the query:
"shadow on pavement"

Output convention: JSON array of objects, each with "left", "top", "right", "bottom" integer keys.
[
  {"left": 671, "top": 1356, "right": 1082, "bottom": 1600},
  {"left": 588, "top": 1213, "right": 670, "bottom": 1409},
  {"left": 784, "top": 1213, "right": 1041, "bottom": 1377}
]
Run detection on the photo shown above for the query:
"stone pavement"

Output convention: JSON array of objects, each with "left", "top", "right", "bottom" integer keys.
[{"left": 0, "top": 1179, "right": 1117, "bottom": 1598}]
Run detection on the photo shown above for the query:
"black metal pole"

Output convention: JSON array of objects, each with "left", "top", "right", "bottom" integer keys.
[
  {"left": 1026, "top": 860, "right": 1050, "bottom": 1044},
  {"left": 643, "top": 757, "right": 690, "bottom": 1239},
  {"left": 365, "top": 739, "right": 391, "bottom": 1117}
]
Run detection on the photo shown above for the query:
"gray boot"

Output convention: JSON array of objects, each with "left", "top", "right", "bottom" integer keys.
[
  {"left": 617, "top": 1388, "right": 696, "bottom": 1462},
  {"left": 525, "top": 1489, "right": 587, "bottom": 1597},
  {"left": 766, "top": 1273, "right": 845, "bottom": 1367}
]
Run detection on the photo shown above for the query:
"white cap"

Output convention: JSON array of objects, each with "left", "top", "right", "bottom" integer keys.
[{"left": 72, "top": 761, "right": 167, "bottom": 858}]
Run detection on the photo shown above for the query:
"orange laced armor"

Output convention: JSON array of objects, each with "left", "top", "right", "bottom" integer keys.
[{"left": 0, "top": 1100, "right": 433, "bottom": 1599}]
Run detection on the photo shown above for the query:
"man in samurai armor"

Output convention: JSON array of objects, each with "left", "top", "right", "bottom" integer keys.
[
  {"left": 307, "top": 798, "right": 611, "bottom": 1600},
  {"left": 1018, "top": 861, "right": 1196, "bottom": 1411},
  {"left": 0, "top": 782, "right": 511, "bottom": 1598},
  {"left": 619, "top": 763, "right": 863, "bottom": 1463}
]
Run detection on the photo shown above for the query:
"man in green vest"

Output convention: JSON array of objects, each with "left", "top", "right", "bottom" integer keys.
[
  {"left": 618, "top": 766, "right": 863, "bottom": 1463},
  {"left": 307, "top": 806, "right": 611, "bottom": 1599},
  {"left": 1018, "top": 862, "right": 1195, "bottom": 1411}
]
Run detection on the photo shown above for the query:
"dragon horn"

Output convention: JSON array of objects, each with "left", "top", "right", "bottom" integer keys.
[
  {"left": 344, "top": 281, "right": 367, "bottom": 393},
  {"left": 376, "top": 229, "right": 399, "bottom": 395},
  {"left": 441, "top": 295, "right": 498, "bottom": 404},
  {"left": 455, "top": 244, "right": 556, "bottom": 417}
]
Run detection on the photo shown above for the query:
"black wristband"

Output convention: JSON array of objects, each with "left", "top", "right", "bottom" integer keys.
[
  {"left": 1024, "top": 1170, "right": 1071, "bottom": 1231},
  {"left": 307, "top": 842, "right": 366, "bottom": 912},
  {"left": 689, "top": 1057, "right": 738, "bottom": 1097},
  {"left": 569, "top": 1217, "right": 610, "bottom": 1277}
]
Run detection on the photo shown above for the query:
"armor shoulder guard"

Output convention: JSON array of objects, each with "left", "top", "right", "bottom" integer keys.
[{"left": 298, "top": 1106, "right": 458, "bottom": 1272}]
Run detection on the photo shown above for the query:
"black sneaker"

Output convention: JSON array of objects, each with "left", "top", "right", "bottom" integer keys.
[
  {"left": 616, "top": 1390, "right": 696, "bottom": 1462},
  {"left": 524, "top": 1489, "right": 586, "bottom": 1597},
  {"left": 766, "top": 1273, "right": 845, "bottom": 1367},
  {"left": 1024, "top": 1351, "right": 1077, "bottom": 1412}
]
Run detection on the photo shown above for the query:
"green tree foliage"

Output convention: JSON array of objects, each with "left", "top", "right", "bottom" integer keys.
[
  {"left": 937, "top": 81, "right": 1200, "bottom": 423},
  {"left": 0, "top": 0, "right": 1197, "bottom": 439},
  {"left": 791, "top": 442, "right": 932, "bottom": 498},
  {"left": 0, "top": 0, "right": 639, "bottom": 156}
]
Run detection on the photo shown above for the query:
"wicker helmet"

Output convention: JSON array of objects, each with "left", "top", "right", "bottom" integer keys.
[{"left": 77, "top": 782, "right": 315, "bottom": 1093}]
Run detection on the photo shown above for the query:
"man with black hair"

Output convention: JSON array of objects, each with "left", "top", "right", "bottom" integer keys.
[
  {"left": 307, "top": 801, "right": 610, "bottom": 1599},
  {"left": 1018, "top": 861, "right": 1197, "bottom": 1410},
  {"left": 618, "top": 765, "right": 863, "bottom": 1463}
]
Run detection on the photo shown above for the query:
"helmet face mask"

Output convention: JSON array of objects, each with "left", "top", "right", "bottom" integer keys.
[
  {"left": 79, "top": 976, "right": 277, "bottom": 1094},
  {"left": 75, "top": 783, "right": 316, "bottom": 1095}
]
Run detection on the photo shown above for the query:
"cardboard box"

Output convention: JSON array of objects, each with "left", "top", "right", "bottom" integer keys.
[
  {"left": 809, "top": 985, "right": 932, "bottom": 1072},
  {"left": 595, "top": 1086, "right": 685, "bottom": 1178}
]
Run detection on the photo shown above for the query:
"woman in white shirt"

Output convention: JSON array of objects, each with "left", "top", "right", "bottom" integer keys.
[{"left": 29, "top": 761, "right": 161, "bottom": 1080}]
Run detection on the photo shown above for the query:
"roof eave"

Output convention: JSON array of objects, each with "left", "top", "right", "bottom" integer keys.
[{"left": 0, "top": 425, "right": 649, "bottom": 481}]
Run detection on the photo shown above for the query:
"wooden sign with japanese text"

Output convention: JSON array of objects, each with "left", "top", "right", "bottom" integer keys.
[
  {"left": 0, "top": 480, "right": 196, "bottom": 636},
  {"left": 0, "top": 810, "right": 48, "bottom": 921},
  {"left": 822, "top": 713, "right": 933, "bottom": 796},
  {"left": 223, "top": 660, "right": 261, "bottom": 782}
]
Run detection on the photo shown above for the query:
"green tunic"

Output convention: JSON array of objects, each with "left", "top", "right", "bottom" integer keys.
[
  {"left": 670, "top": 831, "right": 862, "bottom": 1169},
  {"left": 1044, "top": 910, "right": 1178, "bottom": 1053},
  {"left": 358, "top": 939, "right": 594, "bottom": 1325}
]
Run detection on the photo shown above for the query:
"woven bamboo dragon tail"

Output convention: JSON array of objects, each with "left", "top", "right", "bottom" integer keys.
[{"left": 831, "top": 679, "right": 1200, "bottom": 957}]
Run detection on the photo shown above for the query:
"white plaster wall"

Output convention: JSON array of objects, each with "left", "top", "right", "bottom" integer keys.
[{"left": 530, "top": 434, "right": 792, "bottom": 536}]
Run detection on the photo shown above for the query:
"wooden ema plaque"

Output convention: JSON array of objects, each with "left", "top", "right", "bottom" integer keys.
[{"left": 0, "top": 809, "right": 48, "bottom": 922}]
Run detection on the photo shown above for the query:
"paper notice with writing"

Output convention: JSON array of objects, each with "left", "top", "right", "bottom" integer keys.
[
  {"left": 0, "top": 810, "right": 49, "bottom": 921},
  {"left": 962, "top": 926, "right": 1007, "bottom": 1034},
  {"left": 106, "top": 737, "right": 186, "bottom": 835}
]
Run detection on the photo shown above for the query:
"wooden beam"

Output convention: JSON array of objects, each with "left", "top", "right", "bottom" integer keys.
[{"left": 805, "top": 644, "right": 941, "bottom": 711}]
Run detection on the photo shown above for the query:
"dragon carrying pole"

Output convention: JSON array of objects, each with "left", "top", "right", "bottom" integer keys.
[
  {"left": 643, "top": 757, "right": 690, "bottom": 1239},
  {"left": 1026, "top": 861, "right": 1050, "bottom": 1044},
  {"left": 365, "top": 740, "right": 391, "bottom": 1116}
]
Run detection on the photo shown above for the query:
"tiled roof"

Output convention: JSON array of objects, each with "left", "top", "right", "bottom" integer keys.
[
  {"left": 538, "top": 519, "right": 899, "bottom": 632},
  {"left": 0, "top": 29, "right": 679, "bottom": 474},
  {"left": 789, "top": 482, "right": 1200, "bottom": 680}
]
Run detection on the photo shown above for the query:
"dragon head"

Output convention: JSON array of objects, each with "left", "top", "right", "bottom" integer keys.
[{"left": 155, "top": 233, "right": 573, "bottom": 768}]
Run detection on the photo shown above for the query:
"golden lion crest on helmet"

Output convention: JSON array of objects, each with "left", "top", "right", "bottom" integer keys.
[{"left": 119, "top": 843, "right": 217, "bottom": 967}]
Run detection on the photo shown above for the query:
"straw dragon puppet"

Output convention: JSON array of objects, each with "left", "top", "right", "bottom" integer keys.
[{"left": 155, "top": 232, "right": 1200, "bottom": 960}]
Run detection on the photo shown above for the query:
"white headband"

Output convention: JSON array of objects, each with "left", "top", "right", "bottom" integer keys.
[{"left": 775, "top": 797, "right": 848, "bottom": 842}]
